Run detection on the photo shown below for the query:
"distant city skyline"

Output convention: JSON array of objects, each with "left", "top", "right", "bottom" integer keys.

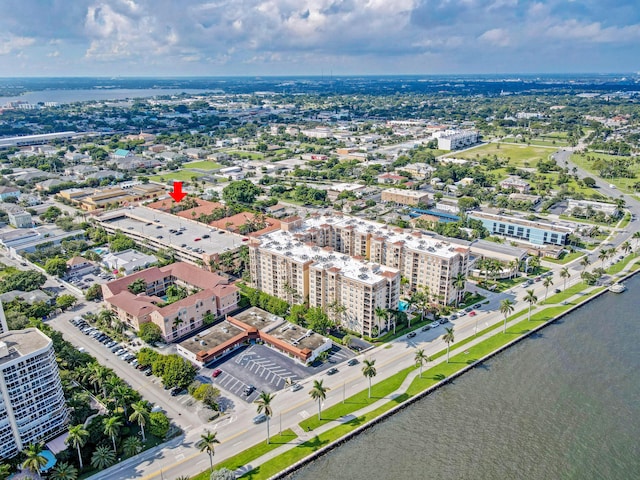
[{"left": 0, "top": 0, "right": 638, "bottom": 77}]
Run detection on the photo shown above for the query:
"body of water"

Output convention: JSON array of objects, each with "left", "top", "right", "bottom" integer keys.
[
  {"left": 290, "top": 275, "right": 640, "bottom": 480},
  {"left": 0, "top": 88, "right": 210, "bottom": 105}
]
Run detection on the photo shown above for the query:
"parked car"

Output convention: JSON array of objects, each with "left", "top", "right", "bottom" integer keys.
[
  {"left": 211, "top": 369, "right": 222, "bottom": 378},
  {"left": 290, "top": 383, "right": 303, "bottom": 392},
  {"left": 554, "top": 288, "right": 561, "bottom": 293},
  {"left": 464, "top": 306, "right": 473, "bottom": 312},
  {"left": 421, "top": 325, "right": 431, "bottom": 332},
  {"left": 469, "top": 311, "right": 477, "bottom": 317},
  {"left": 474, "top": 303, "right": 482, "bottom": 309},
  {"left": 347, "top": 358, "right": 359, "bottom": 366},
  {"left": 170, "top": 388, "right": 184, "bottom": 396},
  {"left": 407, "top": 332, "right": 417, "bottom": 338},
  {"left": 430, "top": 321, "right": 440, "bottom": 329},
  {"left": 450, "top": 313, "right": 458, "bottom": 320},
  {"left": 243, "top": 385, "right": 256, "bottom": 396}
]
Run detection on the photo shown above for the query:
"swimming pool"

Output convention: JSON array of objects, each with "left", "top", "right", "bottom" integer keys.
[
  {"left": 93, "top": 247, "right": 106, "bottom": 255},
  {"left": 40, "top": 449, "right": 57, "bottom": 472},
  {"left": 399, "top": 300, "right": 409, "bottom": 312}
]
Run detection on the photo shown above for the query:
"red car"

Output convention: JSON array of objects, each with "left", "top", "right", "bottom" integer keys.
[
  {"left": 194, "top": 238, "right": 201, "bottom": 242},
  {"left": 212, "top": 369, "right": 222, "bottom": 378},
  {"left": 469, "top": 311, "right": 477, "bottom": 317}
]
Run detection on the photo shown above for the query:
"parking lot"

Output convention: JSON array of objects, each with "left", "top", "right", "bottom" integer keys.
[{"left": 206, "top": 343, "right": 355, "bottom": 403}]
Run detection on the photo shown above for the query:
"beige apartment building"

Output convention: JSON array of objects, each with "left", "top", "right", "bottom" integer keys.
[
  {"left": 249, "top": 229, "right": 400, "bottom": 337},
  {"left": 271, "top": 214, "right": 469, "bottom": 305},
  {"left": 381, "top": 188, "right": 431, "bottom": 206}
]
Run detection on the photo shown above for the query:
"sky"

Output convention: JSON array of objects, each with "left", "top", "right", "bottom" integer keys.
[{"left": 0, "top": 0, "right": 638, "bottom": 76}]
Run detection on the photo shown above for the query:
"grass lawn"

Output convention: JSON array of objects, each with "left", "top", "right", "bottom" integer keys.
[
  {"left": 606, "top": 252, "right": 639, "bottom": 275},
  {"left": 183, "top": 161, "right": 223, "bottom": 170},
  {"left": 543, "top": 251, "right": 585, "bottom": 265},
  {"left": 559, "top": 214, "right": 616, "bottom": 227},
  {"left": 226, "top": 150, "right": 265, "bottom": 160},
  {"left": 541, "top": 282, "right": 588, "bottom": 304},
  {"left": 618, "top": 213, "right": 631, "bottom": 229},
  {"left": 190, "top": 430, "right": 298, "bottom": 480},
  {"left": 299, "top": 365, "right": 415, "bottom": 431},
  {"left": 149, "top": 170, "right": 205, "bottom": 183},
  {"left": 474, "top": 276, "right": 526, "bottom": 293},
  {"left": 446, "top": 143, "right": 554, "bottom": 167},
  {"left": 570, "top": 153, "right": 638, "bottom": 193}
]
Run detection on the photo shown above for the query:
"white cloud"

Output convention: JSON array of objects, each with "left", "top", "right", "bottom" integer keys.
[
  {"left": 546, "top": 19, "right": 640, "bottom": 43},
  {"left": 479, "top": 28, "right": 511, "bottom": 46},
  {"left": 0, "top": 35, "right": 35, "bottom": 54}
]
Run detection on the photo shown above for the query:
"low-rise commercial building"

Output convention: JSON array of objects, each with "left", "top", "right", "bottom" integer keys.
[
  {"left": 58, "top": 183, "right": 165, "bottom": 211},
  {"left": 0, "top": 226, "right": 85, "bottom": 254},
  {"left": 0, "top": 328, "right": 69, "bottom": 458},
  {"left": 8, "top": 211, "right": 33, "bottom": 228},
  {"left": 177, "top": 307, "right": 332, "bottom": 366},
  {"left": 468, "top": 211, "right": 572, "bottom": 246},
  {"left": 102, "top": 262, "right": 239, "bottom": 342},
  {"left": 381, "top": 188, "right": 431, "bottom": 206},
  {"left": 102, "top": 249, "right": 158, "bottom": 275}
]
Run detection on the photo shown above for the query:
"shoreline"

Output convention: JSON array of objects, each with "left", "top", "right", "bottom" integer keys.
[{"left": 268, "top": 267, "right": 640, "bottom": 480}]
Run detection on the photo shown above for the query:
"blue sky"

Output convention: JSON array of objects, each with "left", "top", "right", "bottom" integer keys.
[{"left": 0, "top": 0, "right": 638, "bottom": 76}]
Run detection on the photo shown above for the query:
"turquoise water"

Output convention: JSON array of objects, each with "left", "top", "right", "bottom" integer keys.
[
  {"left": 40, "top": 450, "right": 56, "bottom": 471},
  {"left": 398, "top": 300, "right": 409, "bottom": 312},
  {"left": 93, "top": 247, "right": 106, "bottom": 255}
]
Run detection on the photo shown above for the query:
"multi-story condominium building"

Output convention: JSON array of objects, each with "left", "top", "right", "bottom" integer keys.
[
  {"left": 102, "top": 262, "right": 239, "bottom": 342},
  {"left": 253, "top": 213, "right": 469, "bottom": 308},
  {"left": 249, "top": 229, "right": 400, "bottom": 337},
  {"left": 435, "top": 129, "right": 479, "bottom": 151},
  {"left": 468, "top": 212, "right": 573, "bottom": 246},
  {"left": 499, "top": 176, "right": 531, "bottom": 193},
  {"left": 0, "top": 301, "right": 7, "bottom": 334},
  {"left": 381, "top": 188, "right": 431, "bottom": 206},
  {"left": 0, "top": 328, "right": 69, "bottom": 459}
]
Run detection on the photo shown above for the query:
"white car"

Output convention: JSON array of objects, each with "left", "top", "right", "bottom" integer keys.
[
  {"left": 290, "top": 383, "right": 303, "bottom": 392},
  {"left": 430, "top": 321, "right": 440, "bottom": 329}
]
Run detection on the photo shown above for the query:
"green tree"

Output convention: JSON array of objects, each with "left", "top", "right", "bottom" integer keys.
[
  {"left": 0, "top": 270, "right": 46, "bottom": 293},
  {"left": 414, "top": 349, "right": 431, "bottom": 378},
  {"left": 560, "top": 267, "right": 570, "bottom": 290},
  {"left": 197, "top": 430, "right": 220, "bottom": 474},
  {"left": 56, "top": 294, "right": 77, "bottom": 311},
  {"left": 85, "top": 283, "right": 103, "bottom": 301},
  {"left": 161, "top": 354, "right": 197, "bottom": 389},
  {"left": 542, "top": 277, "right": 554, "bottom": 301},
  {"left": 21, "top": 443, "right": 47, "bottom": 474},
  {"left": 374, "top": 306, "right": 389, "bottom": 334},
  {"left": 362, "top": 359, "right": 377, "bottom": 398},
  {"left": 109, "top": 234, "right": 136, "bottom": 252},
  {"left": 122, "top": 436, "right": 142, "bottom": 457},
  {"left": 149, "top": 411, "right": 170, "bottom": 438},
  {"left": 139, "top": 322, "right": 163, "bottom": 344},
  {"left": 103, "top": 416, "right": 123, "bottom": 452},
  {"left": 500, "top": 298, "right": 515, "bottom": 334},
  {"left": 44, "top": 257, "right": 68, "bottom": 277},
  {"left": 50, "top": 462, "right": 78, "bottom": 480},
  {"left": 222, "top": 180, "right": 262, "bottom": 204},
  {"left": 255, "top": 391, "right": 275, "bottom": 444},
  {"left": 129, "top": 401, "right": 151, "bottom": 442},
  {"left": 0, "top": 464, "right": 11, "bottom": 480},
  {"left": 453, "top": 272, "right": 466, "bottom": 307},
  {"left": 90, "top": 446, "right": 115, "bottom": 470},
  {"left": 442, "top": 326, "right": 455, "bottom": 363},
  {"left": 309, "top": 379, "right": 330, "bottom": 420},
  {"left": 127, "top": 278, "right": 147, "bottom": 294},
  {"left": 524, "top": 289, "right": 538, "bottom": 321},
  {"left": 191, "top": 384, "right": 221, "bottom": 409},
  {"left": 305, "top": 306, "right": 332, "bottom": 333},
  {"left": 66, "top": 424, "right": 89, "bottom": 470}
]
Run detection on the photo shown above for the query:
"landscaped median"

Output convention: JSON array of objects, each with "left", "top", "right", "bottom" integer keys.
[{"left": 190, "top": 430, "right": 297, "bottom": 480}]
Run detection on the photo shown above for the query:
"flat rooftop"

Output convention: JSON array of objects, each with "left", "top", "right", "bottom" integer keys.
[
  {"left": 469, "top": 211, "right": 573, "bottom": 233},
  {"left": 0, "top": 328, "right": 51, "bottom": 367},
  {"left": 257, "top": 229, "right": 399, "bottom": 285},
  {"left": 301, "top": 214, "right": 467, "bottom": 259},
  {"left": 267, "top": 321, "right": 327, "bottom": 352},
  {"left": 178, "top": 321, "right": 244, "bottom": 355},
  {"left": 95, "top": 206, "right": 247, "bottom": 255},
  {"left": 232, "top": 307, "right": 285, "bottom": 332},
  {"left": 383, "top": 188, "right": 430, "bottom": 198}
]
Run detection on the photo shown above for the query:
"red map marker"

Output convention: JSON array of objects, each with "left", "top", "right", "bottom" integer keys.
[{"left": 169, "top": 181, "right": 187, "bottom": 202}]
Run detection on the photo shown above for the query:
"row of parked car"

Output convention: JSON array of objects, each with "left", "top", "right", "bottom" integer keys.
[{"left": 70, "top": 316, "right": 144, "bottom": 370}]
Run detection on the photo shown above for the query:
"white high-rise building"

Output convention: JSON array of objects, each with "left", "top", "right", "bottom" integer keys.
[
  {"left": 0, "top": 300, "right": 7, "bottom": 334},
  {"left": 0, "top": 328, "right": 69, "bottom": 459}
]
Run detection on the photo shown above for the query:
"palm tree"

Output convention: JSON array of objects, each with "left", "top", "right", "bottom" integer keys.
[
  {"left": 580, "top": 256, "right": 590, "bottom": 272},
  {"left": 560, "top": 267, "right": 570, "bottom": 290},
  {"left": 542, "top": 277, "right": 553, "bottom": 300},
  {"left": 633, "top": 231, "right": 640, "bottom": 250},
  {"left": 598, "top": 250, "right": 608, "bottom": 268},
  {"left": 453, "top": 272, "right": 466, "bottom": 307},
  {"left": 0, "top": 464, "right": 11, "bottom": 480},
  {"left": 129, "top": 401, "right": 150, "bottom": 442},
  {"left": 21, "top": 443, "right": 47, "bottom": 474},
  {"left": 122, "top": 436, "right": 142, "bottom": 457},
  {"left": 66, "top": 424, "right": 89, "bottom": 469},
  {"left": 89, "top": 363, "right": 110, "bottom": 397},
  {"left": 309, "top": 379, "right": 330, "bottom": 420},
  {"left": 362, "top": 359, "right": 377, "bottom": 398},
  {"left": 90, "top": 446, "right": 115, "bottom": 470},
  {"left": 621, "top": 241, "right": 632, "bottom": 255},
  {"left": 197, "top": 430, "right": 220, "bottom": 473},
  {"left": 112, "top": 385, "right": 135, "bottom": 417},
  {"left": 500, "top": 298, "right": 515, "bottom": 333},
  {"left": 50, "top": 462, "right": 78, "bottom": 480},
  {"left": 524, "top": 289, "right": 538, "bottom": 321},
  {"left": 414, "top": 349, "right": 430, "bottom": 378},
  {"left": 374, "top": 306, "right": 388, "bottom": 334},
  {"left": 255, "top": 391, "right": 275, "bottom": 444},
  {"left": 442, "top": 327, "right": 455, "bottom": 363},
  {"left": 103, "top": 416, "right": 123, "bottom": 452}
]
